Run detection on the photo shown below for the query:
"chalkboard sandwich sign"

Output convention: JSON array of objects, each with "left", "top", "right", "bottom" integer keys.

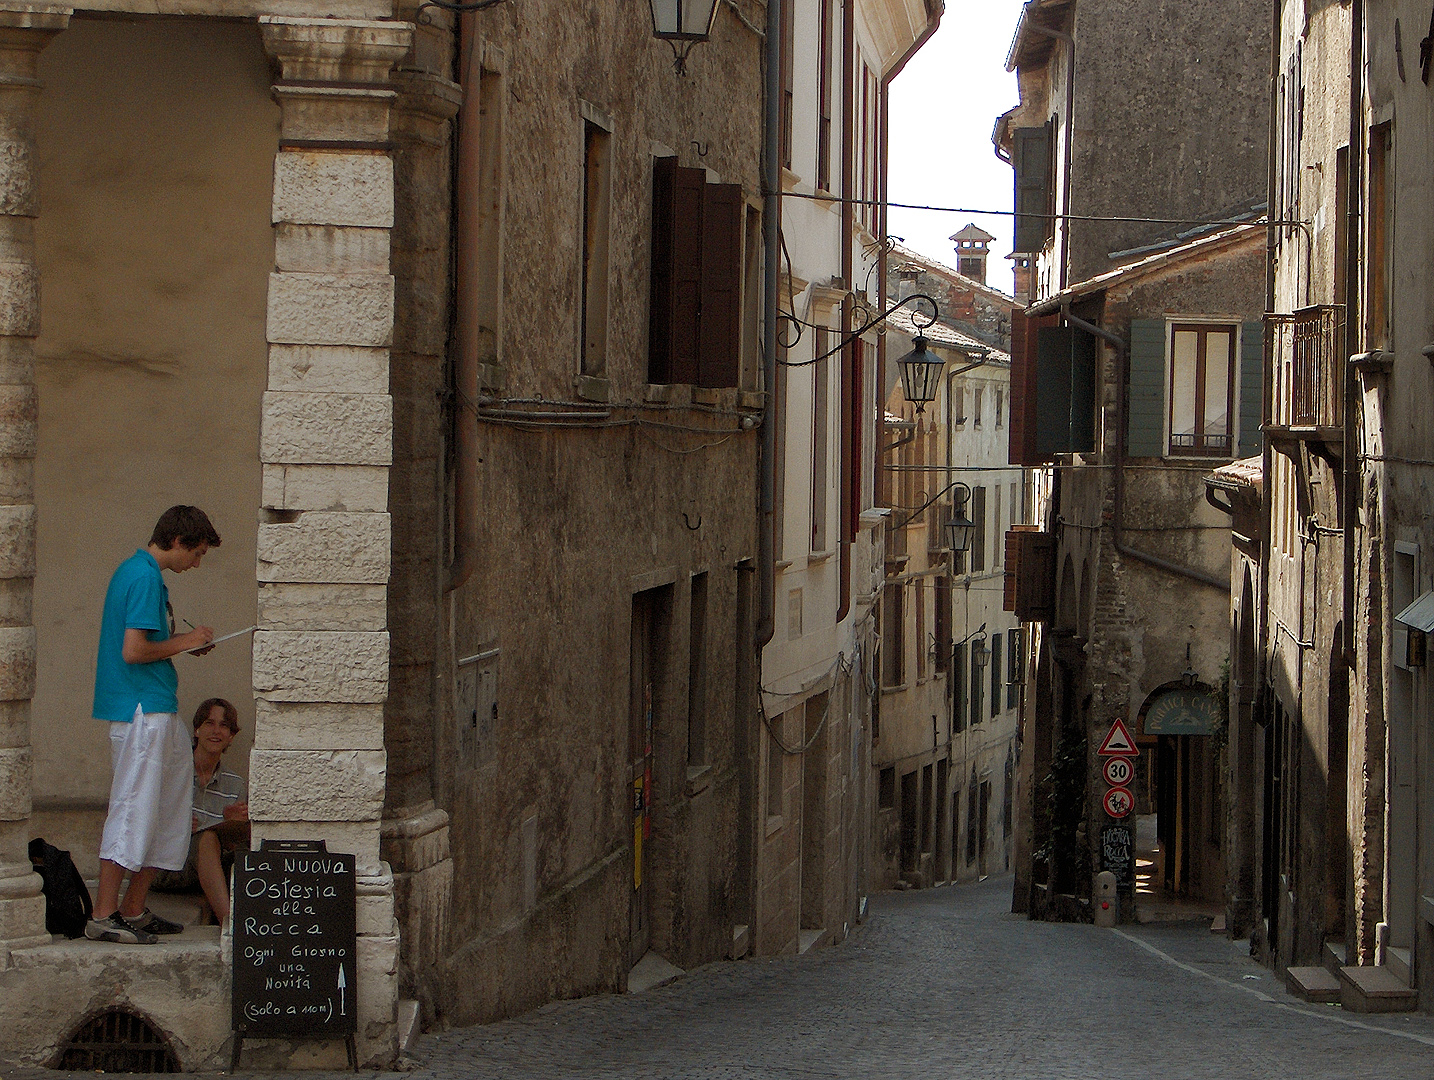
[{"left": 231, "top": 839, "right": 357, "bottom": 1070}]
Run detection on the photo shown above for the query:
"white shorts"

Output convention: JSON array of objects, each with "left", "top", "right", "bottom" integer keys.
[{"left": 98, "top": 706, "right": 194, "bottom": 873}]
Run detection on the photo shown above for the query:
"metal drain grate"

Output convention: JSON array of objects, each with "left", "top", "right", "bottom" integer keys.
[{"left": 53, "top": 1007, "right": 180, "bottom": 1073}]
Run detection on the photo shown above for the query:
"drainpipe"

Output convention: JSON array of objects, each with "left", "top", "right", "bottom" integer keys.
[
  {"left": 1063, "top": 305, "right": 1230, "bottom": 594},
  {"left": 1342, "top": 0, "right": 1363, "bottom": 666},
  {"left": 445, "top": 12, "right": 479, "bottom": 594},
  {"left": 1260, "top": 0, "right": 1279, "bottom": 679},
  {"left": 836, "top": 0, "right": 855, "bottom": 623},
  {"left": 756, "top": 0, "right": 781, "bottom": 650}
]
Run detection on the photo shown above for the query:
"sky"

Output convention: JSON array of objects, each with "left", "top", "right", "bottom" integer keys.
[{"left": 887, "top": 0, "right": 1026, "bottom": 296}]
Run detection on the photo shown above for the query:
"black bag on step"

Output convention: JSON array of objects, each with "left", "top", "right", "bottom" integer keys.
[{"left": 28, "top": 837, "right": 93, "bottom": 938}]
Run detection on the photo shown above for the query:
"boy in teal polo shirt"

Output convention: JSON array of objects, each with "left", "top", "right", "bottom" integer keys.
[{"left": 87, "top": 506, "right": 221, "bottom": 944}]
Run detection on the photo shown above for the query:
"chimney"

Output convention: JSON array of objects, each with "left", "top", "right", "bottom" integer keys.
[
  {"left": 1008, "top": 254, "right": 1032, "bottom": 304},
  {"left": 949, "top": 222, "right": 995, "bottom": 285}
]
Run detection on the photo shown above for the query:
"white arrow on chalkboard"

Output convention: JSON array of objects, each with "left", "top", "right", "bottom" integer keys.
[{"left": 338, "top": 964, "right": 347, "bottom": 1016}]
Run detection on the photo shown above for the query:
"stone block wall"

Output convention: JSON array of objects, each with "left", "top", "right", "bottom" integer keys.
[{"left": 251, "top": 16, "right": 412, "bottom": 1067}]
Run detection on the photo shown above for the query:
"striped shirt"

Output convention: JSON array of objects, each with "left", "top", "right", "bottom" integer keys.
[{"left": 192, "top": 766, "right": 246, "bottom": 833}]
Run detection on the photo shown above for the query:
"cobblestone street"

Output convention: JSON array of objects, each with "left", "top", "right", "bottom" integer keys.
[
  {"left": 17, "top": 874, "right": 1434, "bottom": 1080},
  {"left": 401, "top": 876, "right": 1434, "bottom": 1080}
]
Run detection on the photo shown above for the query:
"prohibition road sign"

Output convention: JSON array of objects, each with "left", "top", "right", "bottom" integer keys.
[
  {"left": 1103, "top": 786, "right": 1135, "bottom": 818},
  {"left": 1103, "top": 756, "right": 1134, "bottom": 786}
]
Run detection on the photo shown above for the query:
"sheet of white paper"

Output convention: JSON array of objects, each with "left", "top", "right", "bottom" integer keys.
[{"left": 188, "top": 625, "right": 256, "bottom": 652}]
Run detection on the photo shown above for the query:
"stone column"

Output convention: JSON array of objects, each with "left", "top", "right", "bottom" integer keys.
[
  {"left": 253, "top": 16, "right": 411, "bottom": 1066},
  {"left": 0, "top": 2, "right": 67, "bottom": 968},
  {"left": 382, "top": 6, "right": 459, "bottom": 1023}
]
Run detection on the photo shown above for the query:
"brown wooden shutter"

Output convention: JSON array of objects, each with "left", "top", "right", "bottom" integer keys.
[
  {"left": 1003, "top": 527, "right": 1023, "bottom": 611},
  {"left": 698, "top": 183, "right": 743, "bottom": 388},
  {"left": 1004, "top": 526, "right": 1057, "bottom": 623},
  {"left": 841, "top": 333, "right": 860, "bottom": 549},
  {"left": 648, "top": 157, "right": 677, "bottom": 384},
  {"left": 1008, "top": 311, "right": 1059, "bottom": 464},
  {"left": 671, "top": 166, "right": 706, "bottom": 385}
]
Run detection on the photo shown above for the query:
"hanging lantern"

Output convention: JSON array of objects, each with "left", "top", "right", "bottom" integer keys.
[
  {"left": 895, "top": 335, "right": 944, "bottom": 412},
  {"left": 649, "top": 0, "right": 721, "bottom": 72}
]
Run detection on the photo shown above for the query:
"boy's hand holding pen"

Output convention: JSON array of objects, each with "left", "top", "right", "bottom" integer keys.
[{"left": 182, "top": 617, "right": 216, "bottom": 655}]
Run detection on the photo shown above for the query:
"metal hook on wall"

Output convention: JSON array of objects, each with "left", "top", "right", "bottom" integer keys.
[
  {"left": 682, "top": 512, "right": 702, "bottom": 531},
  {"left": 692, "top": 141, "right": 709, "bottom": 158}
]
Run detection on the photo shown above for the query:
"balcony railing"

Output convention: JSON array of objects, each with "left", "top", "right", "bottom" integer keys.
[
  {"left": 1168, "top": 432, "right": 1233, "bottom": 457},
  {"left": 1268, "top": 305, "right": 1344, "bottom": 429}
]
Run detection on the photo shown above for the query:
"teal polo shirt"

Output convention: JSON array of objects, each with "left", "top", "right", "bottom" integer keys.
[{"left": 92, "top": 549, "right": 178, "bottom": 721}]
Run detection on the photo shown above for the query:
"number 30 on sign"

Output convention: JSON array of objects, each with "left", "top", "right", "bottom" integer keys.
[
  {"left": 1103, "top": 756, "right": 1134, "bottom": 786},
  {"left": 1103, "top": 786, "right": 1134, "bottom": 818}
]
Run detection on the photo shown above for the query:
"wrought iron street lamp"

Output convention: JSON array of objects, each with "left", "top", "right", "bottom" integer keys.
[
  {"left": 649, "top": 0, "right": 721, "bottom": 73},
  {"left": 895, "top": 334, "right": 944, "bottom": 412},
  {"left": 973, "top": 637, "right": 990, "bottom": 669},
  {"left": 893, "top": 480, "right": 974, "bottom": 542},
  {"left": 943, "top": 505, "right": 974, "bottom": 554}
]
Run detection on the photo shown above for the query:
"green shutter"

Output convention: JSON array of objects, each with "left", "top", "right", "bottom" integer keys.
[
  {"left": 1069, "top": 329, "right": 1096, "bottom": 454},
  {"left": 1012, "top": 126, "right": 1052, "bottom": 253},
  {"left": 1238, "top": 321, "right": 1264, "bottom": 459},
  {"left": 1035, "top": 326, "right": 1073, "bottom": 457},
  {"left": 1127, "top": 318, "right": 1166, "bottom": 458}
]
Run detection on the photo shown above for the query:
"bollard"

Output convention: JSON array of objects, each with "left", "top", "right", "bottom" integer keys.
[{"left": 1094, "top": 871, "right": 1118, "bottom": 927}]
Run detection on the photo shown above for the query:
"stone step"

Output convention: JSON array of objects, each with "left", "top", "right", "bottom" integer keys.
[
  {"left": 1386, "top": 945, "right": 1413, "bottom": 987},
  {"left": 1286, "top": 966, "right": 1340, "bottom": 1003},
  {"left": 2, "top": 928, "right": 228, "bottom": 1068},
  {"left": 1322, "top": 939, "right": 1346, "bottom": 976},
  {"left": 626, "top": 950, "right": 685, "bottom": 994},
  {"left": 797, "top": 927, "right": 830, "bottom": 955},
  {"left": 730, "top": 923, "right": 750, "bottom": 960},
  {"left": 1338, "top": 965, "right": 1418, "bottom": 1013}
]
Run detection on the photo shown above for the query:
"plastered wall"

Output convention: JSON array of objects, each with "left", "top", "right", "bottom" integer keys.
[{"left": 29, "top": 18, "right": 276, "bottom": 860}]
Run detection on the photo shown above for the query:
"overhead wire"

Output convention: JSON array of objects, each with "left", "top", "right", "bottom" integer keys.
[{"left": 777, "top": 190, "right": 1298, "bottom": 228}]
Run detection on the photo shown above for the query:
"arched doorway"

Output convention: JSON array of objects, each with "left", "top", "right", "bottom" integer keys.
[{"left": 1136, "top": 680, "right": 1226, "bottom": 912}]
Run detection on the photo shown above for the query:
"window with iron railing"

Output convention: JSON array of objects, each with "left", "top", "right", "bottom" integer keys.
[{"left": 1268, "top": 305, "right": 1344, "bottom": 429}]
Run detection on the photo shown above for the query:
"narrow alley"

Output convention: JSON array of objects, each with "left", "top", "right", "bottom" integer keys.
[{"left": 25, "top": 876, "right": 1426, "bottom": 1080}]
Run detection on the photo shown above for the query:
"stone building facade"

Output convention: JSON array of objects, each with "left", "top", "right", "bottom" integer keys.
[
  {"left": 995, "top": 0, "right": 1269, "bottom": 923},
  {"left": 394, "top": 0, "right": 770, "bottom": 1031},
  {"left": 1227, "top": 0, "right": 1434, "bottom": 1011},
  {"left": 872, "top": 307, "right": 1021, "bottom": 891},
  {"left": 994, "top": 0, "right": 1269, "bottom": 294},
  {"left": 756, "top": 0, "right": 939, "bottom": 957},
  {"left": 0, "top": 0, "right": 760, "bottom": 1066}
]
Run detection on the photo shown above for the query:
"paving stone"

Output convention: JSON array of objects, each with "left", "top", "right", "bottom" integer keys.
[{"left": 14, "top": 877, "right": 1434, "bottom": 1079}]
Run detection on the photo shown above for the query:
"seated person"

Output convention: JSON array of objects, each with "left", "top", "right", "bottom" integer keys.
[{"left": 151, "top": 697, "right": 249, "bottom": 924}]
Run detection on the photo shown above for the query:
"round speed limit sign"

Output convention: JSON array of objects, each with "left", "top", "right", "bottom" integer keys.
[{"left": 1103, "top": 756, "right": 1134, "bottom": 786}]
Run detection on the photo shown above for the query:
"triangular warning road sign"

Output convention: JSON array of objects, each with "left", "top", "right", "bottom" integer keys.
[{"left": 1097, "top": 718, "right": 1139, "bottom": 756}]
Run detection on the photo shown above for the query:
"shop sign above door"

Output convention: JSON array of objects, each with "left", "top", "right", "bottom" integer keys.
[{"left": 1143, "top": 688, "right": 1221, "bottom": 736}]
